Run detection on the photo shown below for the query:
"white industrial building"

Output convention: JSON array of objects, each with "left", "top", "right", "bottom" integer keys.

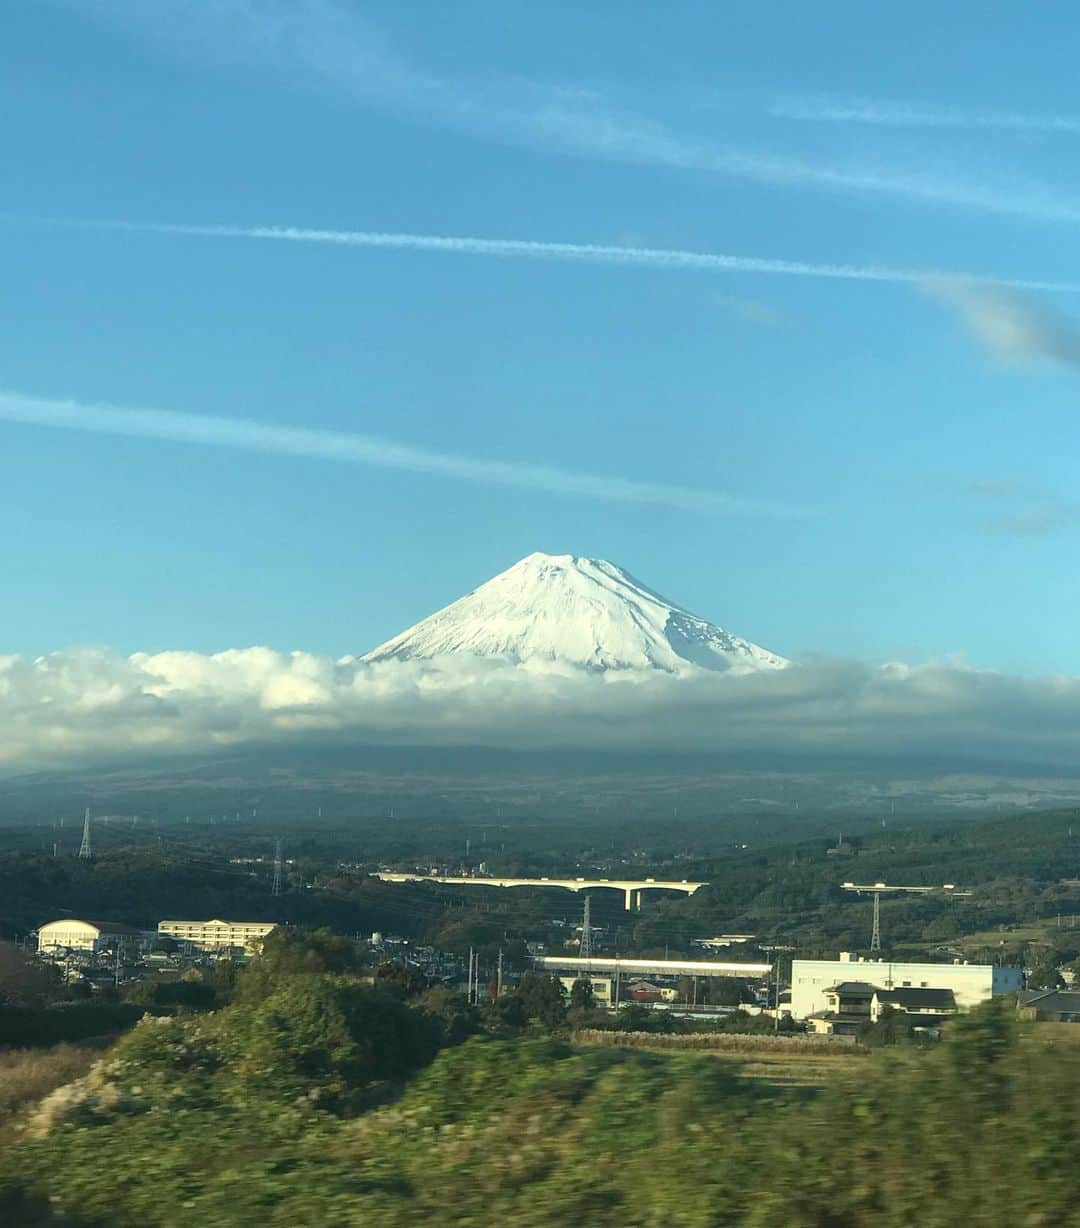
[
  {"left": 791, "top": 952, "right": 1021, "bottom": 1020},
  {"left": 157, "top": 919, "right": 277, "bottom": 951},
  {"left": 37, "top": 919, "right": 143, "bottom": 953}
]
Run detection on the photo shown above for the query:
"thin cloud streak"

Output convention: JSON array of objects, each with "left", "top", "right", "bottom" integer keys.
[
  {"left": 70, "top": 2, "right": 1080, "bottom": 227},
  {"left": 773, "top": 94, "right": 1080, "bottom": 134},
  {"left": 18, "top": 216, "right": 1080, "bottom": 294},
  {"left": 0, "top": 391, "right": 795, "bottom": 518}
]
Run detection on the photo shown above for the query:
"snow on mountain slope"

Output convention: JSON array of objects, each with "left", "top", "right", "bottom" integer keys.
[{"left": 361, "top": 552, "right": 787, "bottom": 675}]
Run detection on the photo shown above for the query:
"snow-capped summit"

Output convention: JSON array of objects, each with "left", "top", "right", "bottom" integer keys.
[{"left": 362, "top": 552, "right": 787, "bottom": 675}]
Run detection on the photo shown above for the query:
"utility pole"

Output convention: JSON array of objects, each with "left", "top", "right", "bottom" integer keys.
[
  {"left": 272, "top": 839, "right": 283, "bottom": 897},
  {"left": 775, "top": 959, "right": 781, "bottom": 1031},
  {"left": 760, "top": 945, "right": 794, "bottom": 1032},
  {"left": 79, "top": 808, "right": 92, "bottom": 859},
  {"left": 496, "top": 948, "right": 504, "bottom": 999},
  {"left": 467, "top": 946, "right": 474, "bottom": 1005}
]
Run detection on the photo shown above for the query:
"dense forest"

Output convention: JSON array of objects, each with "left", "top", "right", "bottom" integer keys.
[{"left": 3, "top": 807, "right": 1080, "bottom": 971}]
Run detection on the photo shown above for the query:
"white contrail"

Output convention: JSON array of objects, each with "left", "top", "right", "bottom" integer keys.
[
  {"left": 17, "top": 216, "right": 1080, "bottom": 294},
  {"left": 0, "top": 391, "right": 798, "bottom": 518},
  {"left": 772, "top": 94, "right": 1080, "bottom": 135}
]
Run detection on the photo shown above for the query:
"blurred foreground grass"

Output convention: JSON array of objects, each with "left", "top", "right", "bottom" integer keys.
[{"left": 2, "top": 988, "right": 1079, "bottom": 1227}]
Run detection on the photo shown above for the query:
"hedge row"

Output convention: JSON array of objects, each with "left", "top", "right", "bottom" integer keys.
[{"left": 0, "top": 1002, "right": 148, "bottom": 1048}]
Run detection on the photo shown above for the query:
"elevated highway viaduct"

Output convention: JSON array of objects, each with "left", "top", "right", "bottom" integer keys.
[{"left": 374, "top": 872, "right": 707, "bottom": 911}]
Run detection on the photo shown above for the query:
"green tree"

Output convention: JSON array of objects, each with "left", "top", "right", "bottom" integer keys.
[
  {"left": 859, "top": 1006, "right": 916, "bottom": 1047},
  {"left": 123, "top": 977, "right": 217, "bottom": 1010},
  {"left": 373, "top": 960, "right": 429, "bottom": 1000},
  {"left": 943, "top": 996, "right": 1019, "bottom": 1115},
  {"left": 569, "top": 978, "right": 595, "bottom": 1012},
  {"left": 615, "top": 1002, "right": 652, "bottom": 1031},
  {"left": 235, "top": 926, "right": 364, "bottom": 1001},
  {"left": 615, "top": 1001, "right": 678, "bottom": 1033},
  {"left": 489, "top": 992, "right": 527, "bottom": 1029},
  {"left": 1026, "top": 959, "right": 1064, "bottom": 990},
  {"left": 417, "top": 985, "right": 477, "bottom": 1043},
  {"left": 208, "top": 958, "right": 243, "bottom": 1002},
  {"left": 0, "top": 941, "right": 59, "bottom": 1009},
  {"left": 256, "top": 926, "right": 362, "bottom": 975},
  {"left": 512, "top": 972, "right": 566, "bottom": 1028},
  {"left": 113, "top": 976, "right": 445, "bottom": 1116}
]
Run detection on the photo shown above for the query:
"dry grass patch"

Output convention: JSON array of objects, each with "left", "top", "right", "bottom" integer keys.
[
  {"left": 0, "top": 1044, "right": 98, "bottom": 1122},
  {"left": 572, "top": 1029, "right": 861, "bottom": 1054},
  {"left": 571, "top": 1029, "right": 868, "bottom": 1089}
]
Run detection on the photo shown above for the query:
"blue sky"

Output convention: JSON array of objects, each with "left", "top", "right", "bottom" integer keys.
[{"left": 4, "top": 1, "right": 1080, "bottom": 673}]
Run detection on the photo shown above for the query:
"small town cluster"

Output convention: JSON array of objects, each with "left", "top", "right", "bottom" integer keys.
[{"left": 30, "top": 907, "right": 1078, "bottom": 1032}]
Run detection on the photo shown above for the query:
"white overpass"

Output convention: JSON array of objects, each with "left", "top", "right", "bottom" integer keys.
[
  {"left": 374, "top": 871, "right": 707, "bottom": 911},
  {"left": 536, "top": 955, "right": 772, "bottom": 979}
]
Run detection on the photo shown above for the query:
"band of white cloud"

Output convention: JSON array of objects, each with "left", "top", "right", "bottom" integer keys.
[
  {"left": 0, "top": 390, "right": 794, "bottom": 518},
  {"left": 3, "top": 646, "right": 1080, "bottom": 775},
  {"left": 15, "top": 217, "right": 1080, "bottom": 295}
]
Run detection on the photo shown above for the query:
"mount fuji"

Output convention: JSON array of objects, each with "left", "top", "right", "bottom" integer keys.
[{"left": 362, "top": 552, "right": 787, "bottom": 675}]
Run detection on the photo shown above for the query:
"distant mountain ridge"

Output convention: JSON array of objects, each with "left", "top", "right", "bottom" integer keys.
[{"left": 361, "top": 552, "right": 787, "bottom": 675}]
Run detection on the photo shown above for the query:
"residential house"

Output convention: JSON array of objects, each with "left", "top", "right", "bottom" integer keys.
[{"left": 1017, "top": 989, "right": 1080, "bottom": 1022}]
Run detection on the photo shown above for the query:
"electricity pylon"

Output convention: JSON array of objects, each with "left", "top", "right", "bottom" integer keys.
[
  {"left": 78, "top": 808, "right": 92, "bottom": 859},
  {"left": 842, "top": 882, "right": 971, "bottom": 952},
  {"left": 272, "top": 839, "right": 283, "bottom": 896},
  {"left": 580, "top": 895, "right": 592, "bottom": 964}
]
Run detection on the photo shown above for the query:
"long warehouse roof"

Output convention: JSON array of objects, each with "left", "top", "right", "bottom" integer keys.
[{"left": 535, "top": 955, "right": 772, "bottom": 978}]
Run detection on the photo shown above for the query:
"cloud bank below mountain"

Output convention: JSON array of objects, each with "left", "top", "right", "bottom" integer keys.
[{"left": 2, "top": 647, "right": 1079, "bottom": 776}]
